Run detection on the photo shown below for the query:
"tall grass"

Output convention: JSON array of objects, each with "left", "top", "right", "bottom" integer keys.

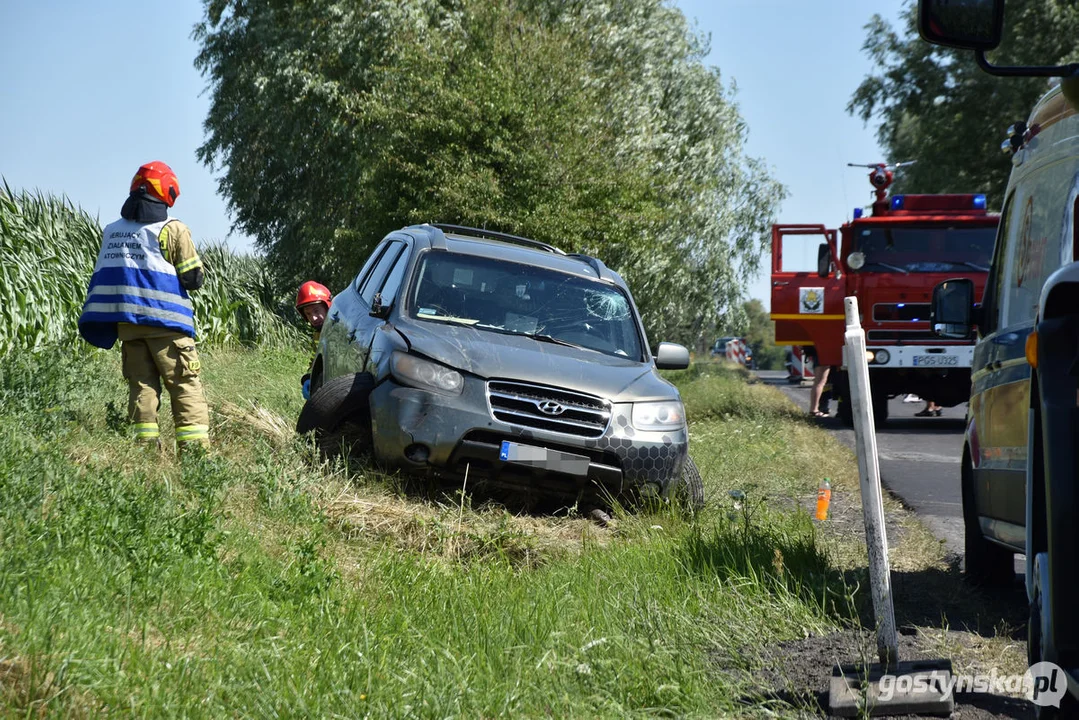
[
  {"left": 193, "top": 243, "right": 299, "bottom": 347},
  {"left": 0, "top": 180, "right": 299, "bottom": 357},
  {"left": 0, "top": 347, "right": 853, "bottom": 717},
  {"left": 0, "top": 181, "right": 100, "bottom": 356}
]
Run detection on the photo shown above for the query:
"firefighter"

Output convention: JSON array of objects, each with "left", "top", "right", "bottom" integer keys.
[
  {"left": 78, "top": 161, "right": 210, "bottom": 451},
  {"left": 296, "top": 281, "right": 332, "bottom": 399}
]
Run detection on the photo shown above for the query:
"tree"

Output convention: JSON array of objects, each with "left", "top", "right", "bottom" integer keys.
[
  {"left": 194, "top": 0, "right": 785, "bottom": 346},
  {"left": 739, "top": 298, "right": 784, "bottom": 370},
  {"left": 848, "top": 0, "right": 1079, "bottom": 206}
]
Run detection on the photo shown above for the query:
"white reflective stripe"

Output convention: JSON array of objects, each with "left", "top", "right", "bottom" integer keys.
[
  {"left": 87, "top": 285, "right": 193, "bottom": 309},
  {"left": 175, "top": 256, "right": 202, "bottom": 274},
  {"left": 82, "top": 302, "right": 193, "bottom": 327}
]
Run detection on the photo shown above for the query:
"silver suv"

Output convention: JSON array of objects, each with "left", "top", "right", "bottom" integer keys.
[{"left": 297, "top": 224, "right": 702, "bottom": 510}]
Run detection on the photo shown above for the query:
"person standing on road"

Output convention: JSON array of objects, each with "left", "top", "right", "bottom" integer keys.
[
  {"left": 803, "top": 345, "right": 832, "bottom": 417},
  {"left": 295, "top": 281, "right": 333, "bottom": 399},
  {"left": 78, "top": 161, "right": 210, "bottom": 452},
  {"left": 915, "top": 399, "right": 943, "bottom": 417}
]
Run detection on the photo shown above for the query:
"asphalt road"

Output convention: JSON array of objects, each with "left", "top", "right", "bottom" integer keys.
[{"left": 757, "top": 369, "right": 967, "bottom": 557}]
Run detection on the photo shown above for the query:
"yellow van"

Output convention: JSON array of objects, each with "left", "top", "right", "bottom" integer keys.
[{"left": 920, "top": 0, "right": 1079, "bottom": 710}]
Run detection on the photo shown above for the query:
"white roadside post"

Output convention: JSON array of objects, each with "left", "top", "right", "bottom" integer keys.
[
  {"left": 843, "top": 296, "right": 898, "bottom": 667},
  {"left": 829, "top": 298, "right": 955, "bottom": 717}
]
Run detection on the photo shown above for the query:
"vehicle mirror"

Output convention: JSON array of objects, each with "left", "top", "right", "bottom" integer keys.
[
  {"left": 918, "top": 0, "right": 1003, "bottom": 51},
  {"left": 369, "top": 292, "right": 391, "bottom": 319},
  {"left": 817, "top": 243, "right": 832, "bottom": 278},
  {"left": 931, "top": 279, "right": 975, "bottom": 338},
  {"left": 655, "top": 342, "right": 690, "bottom": 370}
]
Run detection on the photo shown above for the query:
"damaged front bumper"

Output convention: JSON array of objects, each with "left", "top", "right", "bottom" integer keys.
[{"left": 368, "top": 378, "right": 689, "bottom": 502}]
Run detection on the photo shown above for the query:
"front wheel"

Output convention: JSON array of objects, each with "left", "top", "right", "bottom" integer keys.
[
  {"left": 1029, "top": 554, "right": 1078, "bottom": 718},
  {"left": 297, "top": 372, "right": 375, "bottom": 461},
  {"left": 671, "top": 455, "right": 705, "bottom": 513},
  {"left": 871, "top": 388, "right": 889, "bottom": 427},
  {"left": 832, "top": 372, "right": 854, "bottom": 427},
  {"left": 961, "top": 457, "right": 1015, "bottom": 587}
]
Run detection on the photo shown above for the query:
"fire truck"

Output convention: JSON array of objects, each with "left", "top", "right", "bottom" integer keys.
[{"left": 770, "top": 163, "right": 1000, "bottom": 426}]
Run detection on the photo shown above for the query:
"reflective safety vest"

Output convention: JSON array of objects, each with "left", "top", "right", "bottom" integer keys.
[{"left": 78, "top": 218, "right": 196, "bottom": 349}]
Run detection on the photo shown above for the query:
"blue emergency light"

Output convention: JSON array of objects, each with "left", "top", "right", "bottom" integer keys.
[
  {"left": 973, "top": 194, "right": 987, "bottom": 209},
  {"left": 853, "top": 208, "right": 863, "bottom": 219},
  {"left": 891, "top": 195, "right": 905, "bottom": 210}
]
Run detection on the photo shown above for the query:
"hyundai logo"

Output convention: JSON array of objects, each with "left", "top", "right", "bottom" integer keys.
[{"left": 538, "top": 400, "right": 565, "bottom": 416}]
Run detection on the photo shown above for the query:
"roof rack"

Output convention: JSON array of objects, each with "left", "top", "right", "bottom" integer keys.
[
  {"left": 429, "top": 223, "right": 566, "bottom": 255},
  {"left": 566, "top": 253, "right": 614, "bottom": 281}
]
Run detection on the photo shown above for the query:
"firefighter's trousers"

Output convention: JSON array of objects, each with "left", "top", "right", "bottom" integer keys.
[{"left": 120, "top": 328, "right": 209, "bottom": 446}]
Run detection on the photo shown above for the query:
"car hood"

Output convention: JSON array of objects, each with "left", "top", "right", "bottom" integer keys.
[{"left": 393, "top": 318, "right": 676, "bottom": 402}]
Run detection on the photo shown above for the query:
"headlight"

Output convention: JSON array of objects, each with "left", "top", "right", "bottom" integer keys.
[
  {"left": 390, "top": 352, "right": 464, "bottom": 395},
  {"left": 866, "top": 350, "right": 875, "bottom": 363},
  {"left": 847, "top": 252, "right": 866, "bottom": 270},
  {"left": 874, "top": 349, "right": 890, "bottom": 364},
  {"left": 631, "top": 400, "right": 686, "bottom": 431}
]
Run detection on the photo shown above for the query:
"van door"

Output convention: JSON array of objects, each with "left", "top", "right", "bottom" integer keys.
[
  {"left": 770, "top": 225, "right": 846, "bottom": 366},
  {"left": 975, "top": 167, "right": 1077, "bottom": 539}
]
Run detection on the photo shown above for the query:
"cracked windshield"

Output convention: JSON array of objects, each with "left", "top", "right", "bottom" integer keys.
[{"left": 411, "top": 252, "right": 643, "bottom": 360}]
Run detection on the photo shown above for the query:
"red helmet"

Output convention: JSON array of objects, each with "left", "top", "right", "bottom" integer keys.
[
  {"left": 296, "top": 281, "right": 333, "bottom": 312},
  {"left": 130, "top": 161, "right": 180, "bottom": 207}
]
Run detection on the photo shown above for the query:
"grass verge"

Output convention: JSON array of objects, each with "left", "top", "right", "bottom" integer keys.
[{"left": 0, "top": 351, "right": 1018, "bottom": 716}]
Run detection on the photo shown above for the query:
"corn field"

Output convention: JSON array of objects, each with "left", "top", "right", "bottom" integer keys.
[{"left": 0, "top": 181, "right": 299, "bottom": 357}]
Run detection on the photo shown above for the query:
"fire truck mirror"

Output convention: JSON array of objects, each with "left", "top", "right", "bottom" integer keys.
[
  {"left": 917, "top": 0, "right": 1003, "bottom": 52},
  {"left": 931, "top": 278, "right": 975, "bottom": 339},
  {"left": 817, "top": 243, "right": 833, "bottom": 278}
]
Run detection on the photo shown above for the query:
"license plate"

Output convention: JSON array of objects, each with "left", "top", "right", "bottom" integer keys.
[
  {"left": 912, "top": 355, "right": 959, "bottom": 367},
  {"left": 499, "top": 441, "right": 589, "bottom": 476}
]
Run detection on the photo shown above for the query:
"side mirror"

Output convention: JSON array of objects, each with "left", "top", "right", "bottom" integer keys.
[
  {"left": 917, "top": 0, "right": 1003, "bottom": 51},
  {"left": 931, "top": 279, "right": 975, "bottom": 339},
  {"left": 369, "top": 292, "right": 391, "bottom": 319},
  {"left": 655, "top": 342, "right": 690, "bottom": 370},
  {"left": 817, "top": 243, "right": 832, "bottom": 278}
]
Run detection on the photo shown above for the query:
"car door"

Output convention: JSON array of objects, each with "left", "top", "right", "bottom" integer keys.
[
  {"left": 975, "top": 165, "right": 1075, "bottom": 538},
  {"left": 354, "top": 237, "right": 413, "bottom": 376},
  {"left": 969, "top": 189, "right": 1024, "bottom": 539},
  {"left": 322, "top": 239, "right": 397, "bottom": 382},
  {"left": 770, "top": 224, "right": 846, "bottom": 366}
]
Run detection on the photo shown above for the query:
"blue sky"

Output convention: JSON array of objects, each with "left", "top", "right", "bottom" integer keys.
[{"left": 0, "top": 0, "right": 905, "bottom": 309}]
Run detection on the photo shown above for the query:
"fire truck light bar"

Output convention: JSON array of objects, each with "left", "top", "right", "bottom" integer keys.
[
  {"left": 853, "top": 208, "right": 863, "bottom": 219},
  {"left": 890, "top": 194, "right": 988, "bottom": 212}
]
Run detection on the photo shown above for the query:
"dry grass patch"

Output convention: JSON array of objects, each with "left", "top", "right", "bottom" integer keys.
[{"left": 322, "top": 484, "right": 606, "bottom": 568}]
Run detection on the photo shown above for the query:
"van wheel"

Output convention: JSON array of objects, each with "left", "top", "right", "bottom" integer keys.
[
  {"left": 1029, "top": 565, "right": 1078, "bottom": 718},
  {"left": 961, "top": 457, "right": 1015, "bottom": 587},
  {"left": 297, "top": 373, "right": 375, "bottom": 461},
  {"left": 671, "top": 455, "right": 705, "bottom": 513}
]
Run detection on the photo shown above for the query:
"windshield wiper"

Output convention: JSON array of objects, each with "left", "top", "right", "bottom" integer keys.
[
  {"left": 862, "top": 261, "right": 910, "bottom": 274},
  {"left": 525, "top": 332, "right": 588, "bottom": 350},
  {"left": 960, "top": 261, "right": 990, "bottom": 272},
  {"left": 472, "top": 323, "right": 588, "bottom": 350}
]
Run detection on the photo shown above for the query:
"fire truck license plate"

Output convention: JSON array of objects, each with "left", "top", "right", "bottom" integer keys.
[{"left": 912, "top": 355, "right": 959, "bottom": 367}]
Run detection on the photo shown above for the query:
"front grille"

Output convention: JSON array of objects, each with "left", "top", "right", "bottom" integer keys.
[
  {"left": 486, "top": 380, "right": 611, "bottom": 438},
  {"left": 873, "top": 303, "right": 931, "bottom": 322},
  {"left": 867, "top": 330, "right": 945, "bottom": 342}
]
